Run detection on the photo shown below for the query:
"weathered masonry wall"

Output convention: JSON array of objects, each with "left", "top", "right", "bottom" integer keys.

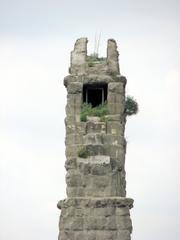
[
  {"left": 58, "top": 38, "right": 133, "bottom": 240},
  {"left": 58, "top": 198, "right": 133, "bottom": 240}
]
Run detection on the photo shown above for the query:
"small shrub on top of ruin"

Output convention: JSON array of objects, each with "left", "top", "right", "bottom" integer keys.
[
  {"left": 80, "top": 102, "right": 108, "bottom": 122},
  {"left": 125, "top": 96, "right": 139, "bottom": 116}
]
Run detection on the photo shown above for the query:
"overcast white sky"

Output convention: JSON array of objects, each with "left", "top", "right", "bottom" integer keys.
[{"left": 0, "top": 0, "right": 180, "bottom": 240}]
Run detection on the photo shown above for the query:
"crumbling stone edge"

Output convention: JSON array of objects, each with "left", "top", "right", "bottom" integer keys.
[{"left": 57, "top": 197, "right": 133, "bottom": 209}]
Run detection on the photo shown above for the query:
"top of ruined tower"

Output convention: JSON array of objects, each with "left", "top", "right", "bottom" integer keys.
[
  {"left": 64, "top": 38, "right": 126, "bottom": 87},
  {"left": 70, "top": 37, "right": 119, "bottom": 75}
]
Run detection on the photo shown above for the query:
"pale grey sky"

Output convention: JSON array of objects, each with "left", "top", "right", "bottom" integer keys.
[{"left": 0, "top": 0, "right": 180, "bottom": 240}]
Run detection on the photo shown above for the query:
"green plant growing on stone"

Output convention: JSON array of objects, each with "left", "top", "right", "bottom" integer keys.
[
  {"left": 87, "top": 54, "right": 106, "bottom": 67},
  {"left": 80, "top": 102, "right": 108, "bottom": 122},
  {"left": 78, "top": 147, "right": 89, "bottom": 158},
  {"left": 88, "top": 62, "right": 95, "bottom": 67},
  {"left": 100, "top": 115, "right": 110, "bottom": 122},
  {"left": 125, "top": 96, "right": 138, "bottom": 116}
]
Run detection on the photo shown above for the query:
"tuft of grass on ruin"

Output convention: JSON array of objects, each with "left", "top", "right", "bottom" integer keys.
[
  {"left": 80, "top": 102, "right": 108, "bottom": 122},
  {"left": 78, "top": 147, "right": 89, "bottom": 158},
  {"left": 87, "top": 54, "right": 106, "bottom": 67}
]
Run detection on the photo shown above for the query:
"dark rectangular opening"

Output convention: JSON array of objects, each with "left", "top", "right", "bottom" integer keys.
[{"left": 83, "top": 83, "right": 107, "bottom": 107}]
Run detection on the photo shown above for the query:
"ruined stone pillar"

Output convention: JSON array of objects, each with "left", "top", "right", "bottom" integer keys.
[
  {"left": 107, "top": 39, "right": 120, "bottom": 74},
  {"left": 58, "top": 38, "right": 133, "bottom": 240}
]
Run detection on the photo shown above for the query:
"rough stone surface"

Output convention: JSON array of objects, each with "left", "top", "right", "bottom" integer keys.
[
  {"left": 58, "top": 198, "right": 133, "bottom": 239},
  {"left": 58, "top": 38, "right": 133, "bottom": 240},
  {"left": 107, "top": 39, "right": 120, "bottom": 74},
  {"left": 70, "top": 38, "right": 88, "bottom": 75}
]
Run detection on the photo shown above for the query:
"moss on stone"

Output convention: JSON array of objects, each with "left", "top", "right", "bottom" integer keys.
[{"left": 78, "top": 147, "right": 89, "bottom": 158}]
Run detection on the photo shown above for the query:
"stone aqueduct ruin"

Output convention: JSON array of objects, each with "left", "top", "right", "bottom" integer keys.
[{"left": 57, "top": 38, "right": 134, "bottom": 240}]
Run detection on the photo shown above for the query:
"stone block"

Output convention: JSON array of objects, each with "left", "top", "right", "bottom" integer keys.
[
  {"left": 113, "top": 171, "right": 126, "bottom": 197},
  {"left": 104, "top": 207, "right": 116, "bottom": 217},
  {"left": 66, "top": 186, "right": 76, "bottom": 196},
  {"left": 75, "top": 122, "right": 87, "bottom": 134},
  {"left": 67, "top": 186, "right": 85, "bottom": 197},
  {"left": 116, "top": 207, "right": 130, "bottom": 216},
  {"left": 93, "top": 207, "right": 115, "bottom": 217},
  {"left": 92, "top": 175, "right": 110, "bottom": 189},
  {"left": 104, "top": 144, "right": 124, "bottom": 159},
  {"left": 87, "top": 231, "right": 96, "bottom": 240},
  {"left": 76, "top": 187, "right": 86, "bottom": 197},
  {"left": 83, "top": 133, "right": 103, "bottom": 145},
  {"left": 106, "top": 121, "right": 124, "bottom": 136},
  {"left": 65, "top": 114, "right": 76, "bottom": 123},
  {"left": 107, "top": 39, "right": 120, "bottom": 74},
  {"left": 67, "top": 82, "right": 82, "bottom": 94},
  {"left": 77, "top": 162, "right": 91, "bottom": 175},
  {"left": 84, "top": 186, "right": 111, "bottom": 197},
  {"left": 96, "top": 230, "right": 117, "bottom": 240},
  {"left": 82, "top": 175, "right": 92, "bottom": 188},
  {"left": 65, "top": 121, "right": 86, "bottom": 134},
  {"left": 65, "top": 158, "right": 77, "bottom": 170},
  {"left": 66, "top": 94, "right": 82, "bottom": 119},
  {"left": 65, "top": 123, "right": 76, "bottom": 134},
  {"left": 63, "top": 206, "right": 75, "bottom": 218},
  {"left": 85, "top": 144, "right": 105, "bottom": 156},
  {"left": 116, "top": 215, "right": 132, "bottom": 232},
  {"left": 77, "top": 155, "right": 110, "bottom": 165},
  {"left": 66, "top": 171, "right": 82, "bottom": 187},
  {"left": 104, "top": 114, "right": 121, "bottom": 121},
  {"left": 86, "top": 116, "right": 100, "bottom": 122},
  {"left": 65, "top": 134, "right": 84, "bottom": 145},
  {"left": 110, "top": 158, "right": 122, "bottom": 171},
  {"left": 70, "top": 38, "right": 87, "bottom": 75},
  {"left": 84, "top": 217, "right": 106, "bottom": 230},
  {"left": 67, "top": 93, "right": 82, "bottom": 106},
  {"left": 59, "top": 231, "right": 74, "bottom": 240},
  {"left": 64, "top": 217, "right": 84, "bottom": 231},
  {"left": 59, "top": 215, "right": 64, "bottom": 230},
  {"left": 66, "top": 145, "right": 80, "bottom": 158},
  {"left": 103, "top": 134, "right": 125, "bottom": 146},
  {"left": 108, "top": 103, "right": 124, "bottom": 115},
  {"left": 84, "top": 217, "right": 94, "bottom": 230},
  {"left": 74, "top": 231, "right": 96, "bottom": 240},
  {"left": 114, "top": 75, "right": 127, "bottom": 85},
  {"left": 91, "top": 163, "right": 111, "bottom": 175},
  {"left": 110, "top": 172, "right": 119, "bottom": 196},
  {"left": 117, "top": 230, "right": 131, "bottom": 240},
  {"left": 74, "top": 208, "right": 84, "bottom": 217},
  {"left": 108, "top": 82, "right": 125, "bottom": 94},
  {"left": 105, "top": 216, "right": 117, "bottom": 230},
  {"left": 64, "top": 74, "right": 77, "bottom": 87},
  {"left": 86, "top": 121, "right": 106, "bottom": 134},
  {"left": 94, "top": 217, "right": 107, "bottom": 229},
  {"left": 74, "top": 231, "right": 87, "bottom": 240},
  {"left": 108, "top": 92, "right": 124, "bottom": 104},
  {"left": 66, "top": 104, "right": 81, "bottom": 116}
]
